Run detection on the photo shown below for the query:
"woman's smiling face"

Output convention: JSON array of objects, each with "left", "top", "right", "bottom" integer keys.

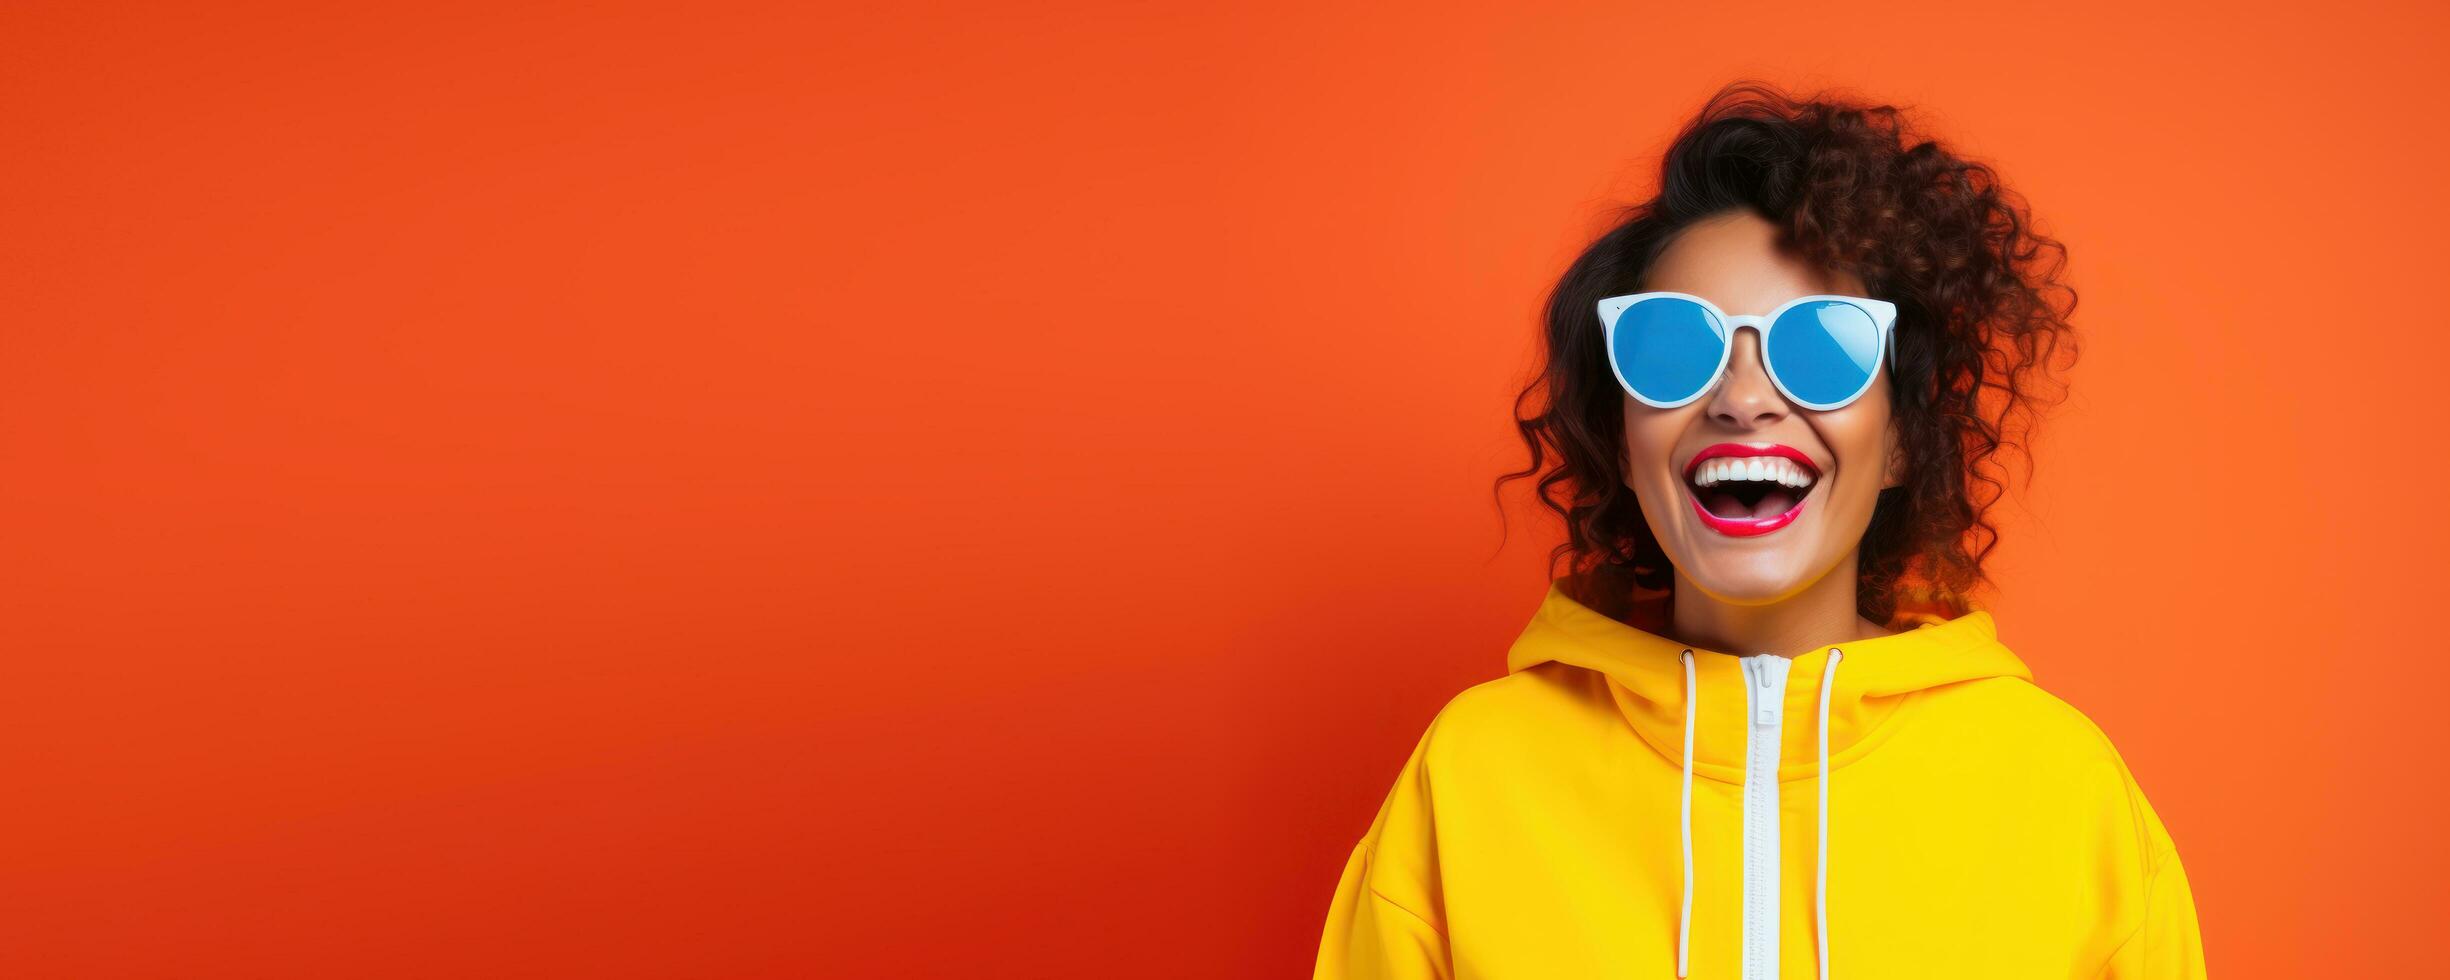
[{"left": 1621, "top": 209, "right": 1906, "bottom": 603}]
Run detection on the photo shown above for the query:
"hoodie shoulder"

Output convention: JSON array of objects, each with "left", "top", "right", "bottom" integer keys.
[
  {"left": 1941, "top": 673, "right": 2119, "bottom": 743},
  {"left": 1933, "top": 673, "right": 2128, "bottom": 763},
  {"left": 1910, "top": 672, "right": 2133, "bottom": 780},
  {"left": 1416, "top": 662, "right": 1625, "bottom": 771},
  {"left": 1330, "top": 664, "right": 1614, "bottom": 933},
  {"left": 1919, "top": 673, "right": 2180, "bottom": 862}
]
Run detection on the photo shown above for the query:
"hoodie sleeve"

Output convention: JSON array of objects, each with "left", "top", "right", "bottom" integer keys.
[
  {"left": 2101, "top": 757, "right": 2208, "bottom": 978},
  {"left": 1313, "top": 837, "right": 1451, "bottom": 980},
  {"left": 1313, "top": 726, "right": 1451, "bottom": 980},
  {"left": 2098, "top": 846, "right": 2206, "bottom": 978}
]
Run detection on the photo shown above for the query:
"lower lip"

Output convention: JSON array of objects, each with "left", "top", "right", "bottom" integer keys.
[{"left": 1687, "top": 482, "right": 1810, "bottom": 537}]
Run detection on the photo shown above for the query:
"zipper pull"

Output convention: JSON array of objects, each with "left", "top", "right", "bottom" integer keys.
[{"left": 1752, "top": 655, "right": 1784, "bottom": 727}]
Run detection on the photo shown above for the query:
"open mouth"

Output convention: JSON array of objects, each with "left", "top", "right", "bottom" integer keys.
[{"left": 1685, "top": 451, "right": 1820, "bottom": 523}]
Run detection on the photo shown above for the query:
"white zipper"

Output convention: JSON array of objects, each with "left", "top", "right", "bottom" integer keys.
[{"left": 1740, "top": 653, "right": 1790, "bottom": 980}]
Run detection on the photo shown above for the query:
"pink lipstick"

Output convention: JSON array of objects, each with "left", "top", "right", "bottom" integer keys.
[{"left": 1681, "top": 442, "right": 1821, "bottom": 537}]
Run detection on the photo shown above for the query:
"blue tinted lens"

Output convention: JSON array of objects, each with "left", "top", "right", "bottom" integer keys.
[
  {"left": 1610, "top": 297, "right": 1724, "bottom": 404},
  {"left": 1765, "top": 300, "right": 1881, "bottom": 407}
]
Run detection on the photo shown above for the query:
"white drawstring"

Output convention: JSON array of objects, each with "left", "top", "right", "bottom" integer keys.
[
  {"left": 1677, "top": 648, "right": 1843, "bottom": 979},
  {"left": 1816, "top": 649, "right": 1842, "bottom": 980},
  {"left": 1676, "top": 649, "right": 1695, "bottom": 978}
]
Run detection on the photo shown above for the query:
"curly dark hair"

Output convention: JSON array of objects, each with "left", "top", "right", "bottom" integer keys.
[{"left": 1495, "top": 79, "right": 2080, "bottom": 628}]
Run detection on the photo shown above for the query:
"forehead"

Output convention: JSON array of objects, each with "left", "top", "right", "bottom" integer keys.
[{"left": 1642, "top": 209, "right": 1867, "bottom": 314}]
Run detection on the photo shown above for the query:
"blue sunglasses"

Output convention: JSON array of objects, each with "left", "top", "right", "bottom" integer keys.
[{"left": 1596, "top": 291, "right": 1899, "bottom": 411}]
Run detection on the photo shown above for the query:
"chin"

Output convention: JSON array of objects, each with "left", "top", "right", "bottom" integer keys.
[{"left": 1679, "top": 566, "right": 1822, "bottom": 606}]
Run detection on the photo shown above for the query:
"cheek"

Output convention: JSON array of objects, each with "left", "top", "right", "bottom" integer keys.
[
  {"left": 1618, "top": 404, "right": 1678, "bottom": 478},
  {"left": 1822, "top": 404, "right": 1895, "bottom": 486}
]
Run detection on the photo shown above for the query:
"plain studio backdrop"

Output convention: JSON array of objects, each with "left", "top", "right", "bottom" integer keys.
[{"left": 2, "top": 1, "right": 2442, "bottom": 976}]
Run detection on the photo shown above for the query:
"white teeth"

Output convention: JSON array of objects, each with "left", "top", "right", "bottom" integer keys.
[{"left": 1692, "top": 455, "right": 1816, "bottom": 489}]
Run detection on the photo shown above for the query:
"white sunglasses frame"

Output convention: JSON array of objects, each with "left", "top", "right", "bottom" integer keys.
[{"left": 1595, "top": 290, "right": 1900, "bottom": 411}]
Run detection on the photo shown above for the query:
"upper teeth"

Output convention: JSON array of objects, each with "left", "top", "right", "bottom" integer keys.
[{"left": 1693, "top": 456, "right": 1815, "bottom": 489}]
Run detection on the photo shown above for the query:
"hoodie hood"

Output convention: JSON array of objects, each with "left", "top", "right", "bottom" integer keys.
[
  {"left": 1503, "top": 580, "right": 2032, "bottom": 978},
  {"left": 1505, "top": 580, "right": 2031, "bottom": 782}
]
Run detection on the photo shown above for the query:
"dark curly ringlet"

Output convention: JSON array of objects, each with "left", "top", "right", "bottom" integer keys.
[{"left": 1494, "top": 79, "right": 2080, "bottom": 628}]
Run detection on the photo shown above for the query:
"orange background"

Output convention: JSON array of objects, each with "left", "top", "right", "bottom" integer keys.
[{"left": 3, "top": 1, "right": 2442, "bottom": 976}]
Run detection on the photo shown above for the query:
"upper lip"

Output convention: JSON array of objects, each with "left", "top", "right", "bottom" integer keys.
[{"left": 1683, "top": 442, "right": 1822, "bottom": 483}]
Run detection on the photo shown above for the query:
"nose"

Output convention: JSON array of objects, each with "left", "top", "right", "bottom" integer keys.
[{"left": 1703, "top": 327, "right": 1790, "bottom": 427}]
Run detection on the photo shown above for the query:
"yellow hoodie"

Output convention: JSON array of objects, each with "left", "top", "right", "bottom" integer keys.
[{"left": 1314, "top": 581, "right": 2205, "bottom": 978}]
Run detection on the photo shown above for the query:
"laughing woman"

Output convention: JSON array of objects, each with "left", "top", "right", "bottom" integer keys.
[{"left": 1312, "top": 82, "right": 2207, "bottom": 979}]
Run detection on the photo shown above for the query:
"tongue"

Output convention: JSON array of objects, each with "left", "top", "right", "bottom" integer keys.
[
  {"left": 1750, "top": 487, "right": 1798, "bottom": 517},
  {"left": 1705, "top": 487, "right": 1801, "bottom": 520}
]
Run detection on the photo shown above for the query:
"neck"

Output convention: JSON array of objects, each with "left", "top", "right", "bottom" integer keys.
[{"left": 1666, "top": 552, "right": 1890, "bottom": 659}]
